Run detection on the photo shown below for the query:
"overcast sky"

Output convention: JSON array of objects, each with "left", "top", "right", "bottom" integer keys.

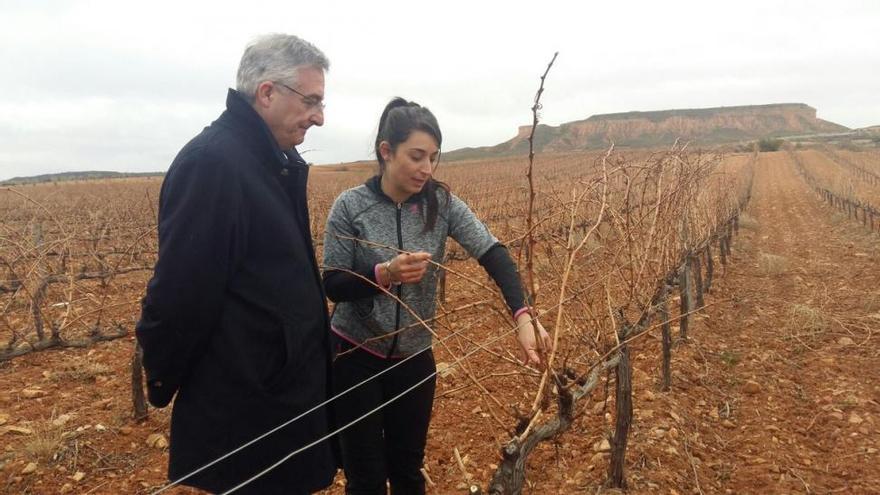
[{"left": 1, "top": 0, "right": 878, "bottom": 180}]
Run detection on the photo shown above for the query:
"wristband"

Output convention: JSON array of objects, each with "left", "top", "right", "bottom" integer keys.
[{"left": 513, "top": 307, "right": 532, "bottom": 320}]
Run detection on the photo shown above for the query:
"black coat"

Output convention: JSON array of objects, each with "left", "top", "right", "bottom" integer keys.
[{"left": 136, "top": 89, "right": 336, "bottom": 494}]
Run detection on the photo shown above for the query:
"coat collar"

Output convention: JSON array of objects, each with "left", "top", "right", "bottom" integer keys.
[{"left": 219, "top": 89, "right": 307, "bottom": 169}]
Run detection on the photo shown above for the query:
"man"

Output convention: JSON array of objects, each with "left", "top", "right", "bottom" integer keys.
[{"left": 136, "top": 34, "right": 335, "bottom": 494}]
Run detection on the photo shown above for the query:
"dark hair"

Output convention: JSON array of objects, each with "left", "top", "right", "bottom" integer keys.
[{"left": 375, "top": 97, "right": 450, "bottom": 231}]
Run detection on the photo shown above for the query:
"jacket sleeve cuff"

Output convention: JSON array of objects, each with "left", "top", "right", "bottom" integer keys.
[{"left": 146, "top": 377, "right": 179, "bottom": 408}]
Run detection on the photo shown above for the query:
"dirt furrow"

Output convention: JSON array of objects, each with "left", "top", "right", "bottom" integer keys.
[{"left": 673, "top": 150, "right": 880, "bottom": 493}]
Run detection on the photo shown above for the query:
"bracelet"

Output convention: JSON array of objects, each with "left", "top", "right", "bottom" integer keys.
[
  {"left": 384, "top": 261, "right": 400, "bottom": 286},
  {"left": 374, "top": 263, "right": 391, "bottom": 289}
]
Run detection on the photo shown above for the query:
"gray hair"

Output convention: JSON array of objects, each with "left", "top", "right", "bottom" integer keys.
[{"left": 235, "top": 33, "right": 330, "bottom": 103}]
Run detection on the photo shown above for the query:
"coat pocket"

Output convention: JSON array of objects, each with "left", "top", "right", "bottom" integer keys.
[
  {"left": 264, "top": 320, "right": 306, "bottom": 393},
  {"left": 352, "top": 297, "right": 375, "bottom": 320},
  {"left": 213, "top": 297, "right": 290, "bottom": 392}
]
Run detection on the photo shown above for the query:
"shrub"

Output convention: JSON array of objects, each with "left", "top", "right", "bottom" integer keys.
[{"left": 757, "top": 138, "right": 784, "bottom": 152}]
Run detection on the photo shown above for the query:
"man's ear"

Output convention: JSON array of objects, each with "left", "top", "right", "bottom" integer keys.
[{"left": 253, "top": 81, "right": 275, "bottom": 109}]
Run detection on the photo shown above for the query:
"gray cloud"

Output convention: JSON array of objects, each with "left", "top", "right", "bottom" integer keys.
[{"left": 2, "top": 0, "right": 878, "bottom": 181}]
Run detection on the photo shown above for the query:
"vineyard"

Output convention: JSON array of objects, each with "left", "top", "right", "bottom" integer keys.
[{"left": 1, "top": 146, "right": 879, "bottom": 494}]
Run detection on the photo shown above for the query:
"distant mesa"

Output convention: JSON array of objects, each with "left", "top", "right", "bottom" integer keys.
[
  {"left": 856, "top": 125, "right": 880, "bottom": 135},
  {"left": 443, "top": 103, "right": 851, "bottom": 161},
  {"left": 1, "top": 171, "right": 164, "bottom": 186},
  {"left": 3, "top": 104, "right": 868, "bottom": 184}
]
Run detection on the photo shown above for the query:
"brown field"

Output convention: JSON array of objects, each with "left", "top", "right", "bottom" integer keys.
[
  {"left": 1, "top": 147, "right": 878, "bottom": 494},
  {"left": 797, "top": 149, "right": 880, "bottom": 211}
]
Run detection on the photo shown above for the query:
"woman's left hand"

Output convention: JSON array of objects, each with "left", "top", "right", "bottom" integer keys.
[{"left": 515, "top": 313, "right": 552, "bottom": 367}]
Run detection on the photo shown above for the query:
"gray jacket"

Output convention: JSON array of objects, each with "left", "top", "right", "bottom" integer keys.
[{"left": 323, "top": 176, "right": 497, "bottom": 357}]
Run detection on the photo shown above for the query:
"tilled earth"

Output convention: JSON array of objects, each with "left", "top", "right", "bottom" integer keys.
[{"left": 1, "top": 151, "right": 878, "bottom": 494}]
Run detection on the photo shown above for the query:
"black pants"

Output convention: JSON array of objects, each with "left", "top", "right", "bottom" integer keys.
[{"left": 332, "top": 337, "right": 436, "bottom": 495}]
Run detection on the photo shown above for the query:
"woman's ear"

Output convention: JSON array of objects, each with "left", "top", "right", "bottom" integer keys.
[{"left": 378, "top": 141, "right": 392, "bottom": 162}]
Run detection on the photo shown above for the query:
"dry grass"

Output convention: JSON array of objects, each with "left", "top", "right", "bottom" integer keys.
[
  {"left": 22, "top": 416, "right": 68, "bottom": 463},
  {"left": 862, "top": 290, "right": 880, "bottom": 314},
  {"left": 570, "top": 228, "right": 602, "bottom": 252},
  {"left": 49, "top": 358, "right": 111, "bottom": 382},
  {"left": 787, "top": 303, "right": 827, "bottom": 335},
  {"left": 738, "top": 212, "right": 759, "bottom": 231},
  {"left": 758, "top": 252, "right": 788, "bottom": 276},
  {"left": 719, "top": 350, "right": 740, "bottom": 367},
  {"left": 827, "top": 210, "right": 850, "bottom": 228}
]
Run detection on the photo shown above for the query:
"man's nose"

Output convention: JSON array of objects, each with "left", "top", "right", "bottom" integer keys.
[{"left": 311, "top": 108, "right": 324, "bottom": 126}]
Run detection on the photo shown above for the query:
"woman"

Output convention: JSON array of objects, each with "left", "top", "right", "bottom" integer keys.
[{"left": 322, "top": 97, "right": 550, "bottom": 494}]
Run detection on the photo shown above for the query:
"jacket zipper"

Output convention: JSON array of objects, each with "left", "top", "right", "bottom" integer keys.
[{"left": 387, "top": 202, "right": 404, "bottom": 358}]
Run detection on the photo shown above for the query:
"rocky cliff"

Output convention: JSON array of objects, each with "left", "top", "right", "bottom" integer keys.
[{"left": 445, "top": 103, "right": 849, "bottom": 160}]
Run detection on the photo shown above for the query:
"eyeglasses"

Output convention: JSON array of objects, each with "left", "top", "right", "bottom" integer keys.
[{"left": 275, "top": 82, "right": 325, "bottom": 111}]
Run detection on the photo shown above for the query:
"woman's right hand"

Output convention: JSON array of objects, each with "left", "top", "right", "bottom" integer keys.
[
  {"left": 384, "top": 252, "right": 432, "bottom": 285},
  {"left": 515, "top": 313, "right": 551, "bottom": 367}
]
